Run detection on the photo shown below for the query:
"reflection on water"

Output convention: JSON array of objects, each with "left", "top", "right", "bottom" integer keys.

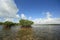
[
  {"left": 17, "top": 28, "right": 33, "bottom": 40},
  {"left": 0, "top": 26, "right": 34, "bottom": 40},
  {"left": 0, "top": 24, "right": 60, "bottom": 40}
]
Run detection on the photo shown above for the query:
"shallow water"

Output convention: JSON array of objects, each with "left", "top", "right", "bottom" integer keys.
[{"left": 0, "top": 24, "right": 60, "bottom": 40}]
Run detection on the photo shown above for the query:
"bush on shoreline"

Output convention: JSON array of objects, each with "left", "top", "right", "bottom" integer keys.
[
  {"left": 0, "top": 19, "right": 34, "bottom": 29},
  {"left": 3, "top": 21, "right": 15, "bottom": 29},
  {"left": 19, "top": 19, "right": 34, "bottom": 28}
]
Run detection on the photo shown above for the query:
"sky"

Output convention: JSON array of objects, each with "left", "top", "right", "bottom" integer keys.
[{"left": 0, "top": 0, "right": 60, "bottom": 24}]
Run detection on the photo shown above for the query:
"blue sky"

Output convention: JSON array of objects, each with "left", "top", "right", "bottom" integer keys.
[
  {"left": 0, "top": 0, "right": 60, "bottom": 24},
  {"left": 14, "top": 0, "right": 60, "bottom": 19}
]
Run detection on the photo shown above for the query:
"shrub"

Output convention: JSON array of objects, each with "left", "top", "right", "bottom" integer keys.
[
  {"left": 19, "top": 19, "right": 34, "bottom": 27},
  {"left": 3, "top": 21, "right": 14, "bottom": 29}
]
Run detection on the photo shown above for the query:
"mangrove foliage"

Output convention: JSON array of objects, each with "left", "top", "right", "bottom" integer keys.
[{"left": 19, "top": 19, "right": 34, "bottom": 27}]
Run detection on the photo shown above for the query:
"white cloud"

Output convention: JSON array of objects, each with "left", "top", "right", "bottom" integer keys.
[
  {"left": 4, "top": 18, "right": 14, "bottom": 22},
  {"left": 33, "top": 12, "right": 60, "bottom": 24},
  {"left": 20, "top": 12, "right": 60, "bottom": 24},
  {"left": 16, "top": 14, "right": 20, "bottom": 18},
  {"left": 21, "top": 13, "right": 27, "bottom": 19},
  {"left": 20, "top": 14, "right": 32, "bottom": 20},
  {"left": 46, "top": 12, "right": 52, "bottom": 19},
  {"left": 4, "top": 18, "right": 19, "bottom": 23},
  {"left": 0, "top": 0, "right": 20, "bottom": 22},
  {"left": 28, "top": 17, "right": 32, "bottom": 20},
  {"left": 0, "top": 0, "right": 19, "bottom": 18},
  {"left": 33, "top": 18, "right": 60, "bottom": 24}
]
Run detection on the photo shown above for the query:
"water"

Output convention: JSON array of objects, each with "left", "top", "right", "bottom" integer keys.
[{"left": 0, "top": 24, "right": 60, "bottom": 40}]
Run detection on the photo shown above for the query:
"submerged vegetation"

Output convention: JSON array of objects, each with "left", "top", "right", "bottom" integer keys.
[{"left": 17, "top": 27, "right": 33, "bottom": 40}]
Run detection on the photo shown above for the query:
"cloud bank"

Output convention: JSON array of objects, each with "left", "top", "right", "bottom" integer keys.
[
  {"left": 0, "top": 0, "right": 19, "bottom": 23},
  {"left": 33, "top": 12, "right": 60, "bottom": 24},
  {"left": 0, "top": 0, "right": 19, "bottom": 18},
  {"left": 20, "top": 12, "right": 60, "bottom": 24}
]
